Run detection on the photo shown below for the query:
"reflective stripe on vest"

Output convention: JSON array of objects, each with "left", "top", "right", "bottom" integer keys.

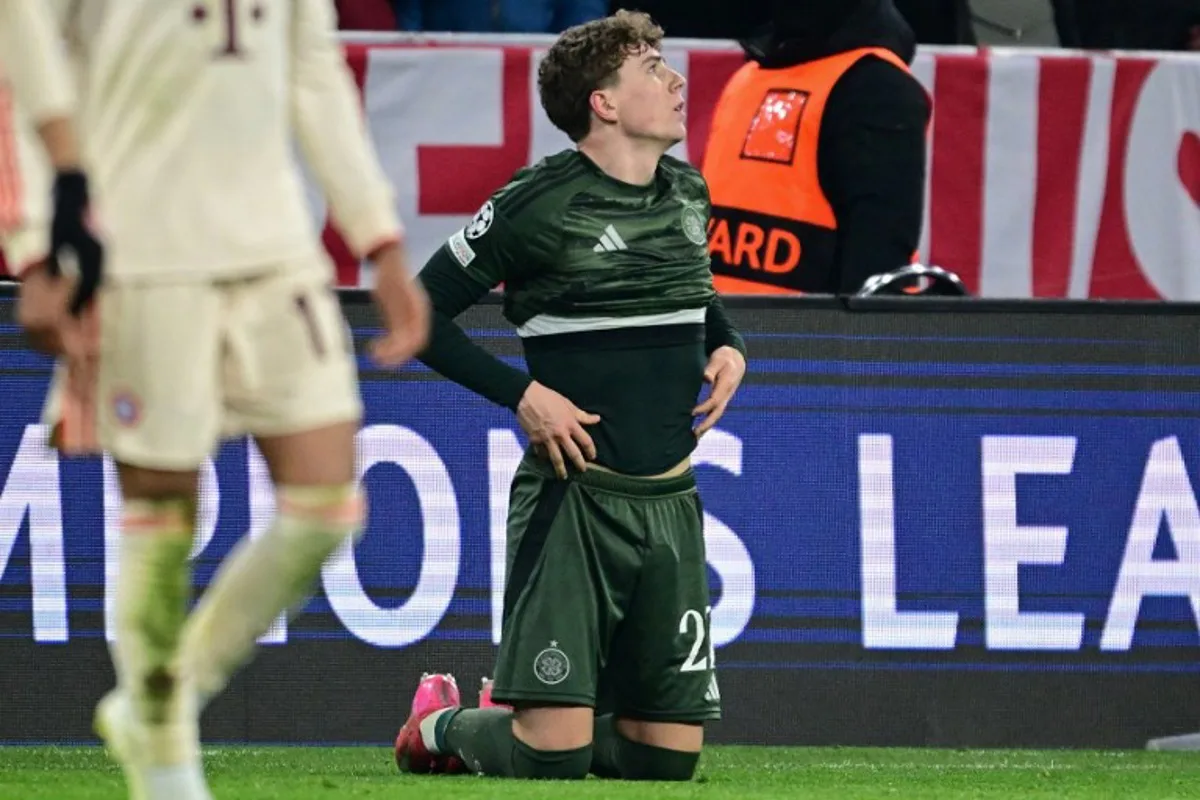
[{"left": 702, "top": 47, "right": 913, "bottom": 295}]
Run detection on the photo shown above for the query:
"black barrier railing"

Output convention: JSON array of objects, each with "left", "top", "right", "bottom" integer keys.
[{"left": 0, "top": 291, "right": 1198, "bottom": 748}]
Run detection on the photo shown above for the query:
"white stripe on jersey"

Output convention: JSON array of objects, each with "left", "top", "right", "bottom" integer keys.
[{"left": 516, "top": 307, "right": 706, "bottom": 338}]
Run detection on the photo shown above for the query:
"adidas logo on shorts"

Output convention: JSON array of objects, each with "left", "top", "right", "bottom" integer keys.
[{"left": 704, "top": 673, "right": 721, "bottom": 704}]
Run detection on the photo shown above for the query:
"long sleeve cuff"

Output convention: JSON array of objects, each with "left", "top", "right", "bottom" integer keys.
[
  {"left": 705, "top": 295, "right": 747, "bottom": 358},
  {"left": 335, "top": 195, "right": 404, "bottom": 260}
]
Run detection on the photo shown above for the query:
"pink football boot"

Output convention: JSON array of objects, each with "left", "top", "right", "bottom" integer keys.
[{"left": 394, "top": 673, "right": 462, "bottom": 774}]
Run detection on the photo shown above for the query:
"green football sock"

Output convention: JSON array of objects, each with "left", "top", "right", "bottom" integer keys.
[{"left": 438, "top": 708, "right": 592, "bottom": 779}]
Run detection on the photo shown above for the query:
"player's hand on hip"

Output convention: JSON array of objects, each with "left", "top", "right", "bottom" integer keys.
[
  {"left": 48, "top": 170, "right": 104, "bottom": 316},
  {"left": 517, "top": 382, "right": 601, "bottom": 479},
  {"left": 370, "top": 241, "right": 431, "bottom": 367},
  {"left": 693, "top": 345, "right": 746, "bottom": 438}
]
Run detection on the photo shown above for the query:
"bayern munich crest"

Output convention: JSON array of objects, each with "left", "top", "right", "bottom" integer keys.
[
  {"left": 533, "top": 642, "right": 570, "bottom": 686},
  {"left": 111, "top": 391, "right": 141, "bottom": 427},
  {"left": 465, "top": 201, "right": 495, "bottom": 240}
]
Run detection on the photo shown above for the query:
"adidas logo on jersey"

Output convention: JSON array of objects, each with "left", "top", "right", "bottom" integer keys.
[{"left": 593, "top": 225, "right": 628, "bottom": 253}]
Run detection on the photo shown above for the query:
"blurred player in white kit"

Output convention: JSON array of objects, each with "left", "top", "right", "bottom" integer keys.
[{"left": 0, "top": 2, "right": 430, "bottom": 799}]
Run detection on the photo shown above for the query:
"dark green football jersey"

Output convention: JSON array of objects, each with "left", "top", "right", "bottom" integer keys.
[
  {"left": 434, "top": 149, "right": 740, "bottom": 476},
  {"left": 446, "top": 150, "right": 716, "bottom": 328}
]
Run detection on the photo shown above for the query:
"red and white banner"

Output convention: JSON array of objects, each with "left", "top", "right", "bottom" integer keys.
[
  {"left": 324, "top": 37, "right": 1200, "bottom": 299},
  {"left": 6, "top": 36, "right": 1199, "bottom": 299}
]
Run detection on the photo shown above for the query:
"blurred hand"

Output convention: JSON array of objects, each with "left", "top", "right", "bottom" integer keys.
[
  {"left": 17, "top": 262, "right": 72, "bottom": 354},
  {"left": 517, "top": 382, "right": 601, "bottom": 479},
  {"left": 369, "top": 241, "right": 431, "bottom": 367},
  {"left": 693, "top": 346, "right": 746, "bottom": 438},
  {"left": 60, "top": 300, "right": 100, "bottom": 415}
]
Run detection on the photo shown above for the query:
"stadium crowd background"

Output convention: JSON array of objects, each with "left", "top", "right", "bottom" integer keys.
[{"left": 334, "top": 0, "right": 1200, "bottom": 52}]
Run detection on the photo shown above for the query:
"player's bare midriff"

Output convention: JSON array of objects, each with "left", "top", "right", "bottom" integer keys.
[{"left": 587, "top": 455, "right": 692, "bottom": 480}]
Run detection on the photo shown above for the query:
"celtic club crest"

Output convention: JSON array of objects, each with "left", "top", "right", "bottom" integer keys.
[
  {"left": 533, "top": 642, "right": 570, "bottom": 686},
  {"left": 681, "top": 204, "right": 708, "bottom": 246}
]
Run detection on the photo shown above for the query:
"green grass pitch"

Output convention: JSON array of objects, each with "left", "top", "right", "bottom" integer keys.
[{"left": 1, "top": 745, "right": 1197, "bottom": 799}]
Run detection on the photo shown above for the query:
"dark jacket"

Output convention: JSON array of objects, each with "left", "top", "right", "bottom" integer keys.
[
  {"left": 892, "top": 0, "right": 976, "bottom": 45},
  {"left": 740, "top": 0, "right": 931, "bottom": 293},
  {"left": 1076, "top": 0, "right": 1200, "bottom": 50}
]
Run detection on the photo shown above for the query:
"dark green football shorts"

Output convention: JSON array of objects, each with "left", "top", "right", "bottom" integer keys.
[{"left": 490, "top": 451, "right": 721, "bottom": 723}]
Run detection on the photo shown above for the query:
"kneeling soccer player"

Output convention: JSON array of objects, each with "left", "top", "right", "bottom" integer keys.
[{"left": 393, "top": 10, "right": 747, "bottom": 782}]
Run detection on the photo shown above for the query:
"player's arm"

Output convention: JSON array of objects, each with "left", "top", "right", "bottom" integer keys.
[
  {"left": 705, "top": 295, "right": 746, "bottom": 359},
  {"left": 1, "top": 0, "right": 102, "bottom": 320},
  {"left": 694, "top": 293, "right": 748, "bottom": 438},
  {"left": 0, "top": 0, "right": 79, "bottom": 170},
  {"left": 290, "top": 0, "right": 401, "bottom": 257},
  {"left": 695, "top": 178, "right": 748, "bottom": 437},
  {"left": 289, "top": 0, "right": 428, "bottom": 363},
  {"left": 697, "top": 175, "right": 747, "bottom": 358},
  {"left": 416, "top": 206, "right": 534, "bottom": 409},
  {"left": 418, "top": 202, "right": 600, "bottom": 477}
]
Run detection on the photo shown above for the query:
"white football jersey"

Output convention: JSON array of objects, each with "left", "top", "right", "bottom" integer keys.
[{"left": 7, "top": 0, "right": 402, "bottom": 281}]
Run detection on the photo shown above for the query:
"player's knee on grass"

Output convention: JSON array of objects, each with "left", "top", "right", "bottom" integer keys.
[
  {"left": 616, "top": 717, "right": 705, "bottom": 753},
  {"left": 591, "top": 715, "right": 701, "bottom": 781},
  {"left": 512, "top": 739, "right": 592, "bottom": 780}
]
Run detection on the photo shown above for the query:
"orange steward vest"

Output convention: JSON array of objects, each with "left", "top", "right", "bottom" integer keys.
[{"left": 702, "top": 47, "right": 915, "bottom": 295}]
